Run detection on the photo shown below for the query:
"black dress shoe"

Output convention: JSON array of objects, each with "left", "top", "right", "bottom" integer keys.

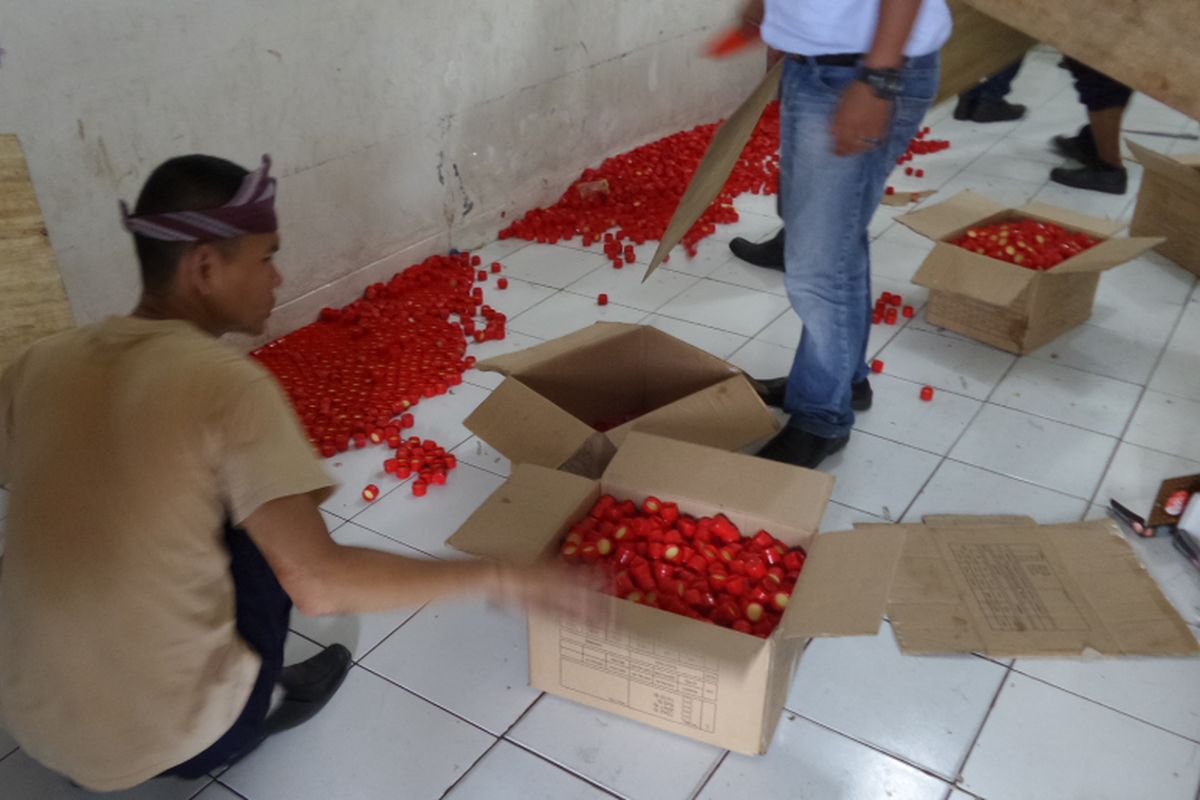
[
  {"left": 756, "top": 427, "right": 849, "bottom": 469},
  {"left": 1049, "top": 164, "right": 1128, "bottom": 195},
  {"left": 952, "top": 95, "right": 976, "bottom": 121},
  {"left": 729, "top": 228, "right": 785, "bottom": 270},
  {"left": 1051, "top": 125, "right": 1098, "bottom": 163},
  {"left": 969, "top": 98, "right": 1026, "bottom": 122},
  {"left": 755, "top": 377, "right": 873, "bottom": 412},
  {"left": 265, "top": 643, "right": 352, "bottom": 734}
]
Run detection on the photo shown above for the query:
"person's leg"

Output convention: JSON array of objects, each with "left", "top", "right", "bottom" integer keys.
[
  {"left": 1051, "top": 59, "right": 1132, "bottom": 194},
  {"left": 760, "top": 55, "right": 937, "bottom": 467},
  {"left": 163, "top": 522, "right": 292, "bottom": 778},
  {"left": 954, "top": 59, "right": 1025, "bottom": 122}
]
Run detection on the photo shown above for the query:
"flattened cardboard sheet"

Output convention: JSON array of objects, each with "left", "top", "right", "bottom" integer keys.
[
  {"left": 644, "top": 60, "right": 784, "bottom": 281},
  {"left": 885, "top": 519, "right": 1200, "bottom": 656}
]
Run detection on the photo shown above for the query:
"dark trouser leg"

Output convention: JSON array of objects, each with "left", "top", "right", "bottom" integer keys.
[
  {"left": 163, "top": 521, "right": 292, "bottom": 778},
  {"left": 961, "top": 58, "right": 1023, "bottom": 104}
]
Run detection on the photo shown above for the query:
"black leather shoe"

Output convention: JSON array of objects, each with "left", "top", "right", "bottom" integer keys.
[
  {"left": 952, "top": 95, "right": 976, "bottom": 121},
  {"left": 756, "top": 377, "right": 873, "bottom": 412},
  {"left": 756, "top": 427, "right": 849, "bottom": 470},
  {"left": 1052, "top": 125, "right": 1098, "bottom": 163},
  {"left": 1049, "top": 164, "right": 1128, "bottom": 195},
  {"left": 729, "top": 228, "right": 785, "bottom": 270},
  {"left": 264, "top": 643, "right": 352, "bottom": 734},
  {"left": 969, "top": 98, "right": 1026, "bottom": 122}
]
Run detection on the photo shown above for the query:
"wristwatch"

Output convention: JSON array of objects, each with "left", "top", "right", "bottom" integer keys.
[{"left": 856, "top": 66, "right": 902, "bottom": 100}]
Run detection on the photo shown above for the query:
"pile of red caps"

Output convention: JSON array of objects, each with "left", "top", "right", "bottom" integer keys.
[
  {"left": 873, "top": 291, "right": 914, "bottom": 326},
  {"left": 252, "top": 251, "right": 504, "bottom": 498},
  {"left": 899, "top": 127, "right": 950, "bottom": 162},
  {"left": 385, "top": 437, "right": 458, "bottom": 496},
  {"left": 500, "top": 102, "right": 782, "bottom": 260},
  {"left": 951, "top": 218, "right": 1101, "bottom": 271},
  {"left": 561, "top": 493, "right": 806, "bottom": 637}
]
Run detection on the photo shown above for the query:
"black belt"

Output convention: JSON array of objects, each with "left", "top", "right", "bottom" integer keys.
[{"left": 790, "top": 53, "right": 862, "bottom": 67}]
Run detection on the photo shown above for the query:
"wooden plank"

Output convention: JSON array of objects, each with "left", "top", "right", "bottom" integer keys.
[
  {"left": 1, "top": 134, "right": 73, "bottom": 372},
  {"left": 965, "top": 0, "right": 1200, "bottom": 120},
  {"left": 939, "top": 1, "right": 1036, "bottom": 104}
]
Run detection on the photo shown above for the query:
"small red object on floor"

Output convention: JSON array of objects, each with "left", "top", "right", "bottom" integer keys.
[
  {"left": 871, "top": 359, "right": 884, "bottom": 374},
  {"left": 412, "top": 480, "right": 428, "bottom": 497},
  {"left": 889, "top": 294, "right": 902, "bottom": 307},
  {"left": 496, "top": 277, "right": 509, "bottom": 289},
  {"left": 477, "top": 270, "right": 487, "bottom": 281},
  {"left": 598, "top": 293, "right": 609, "bottom": 306},
  {"left": 885, "top": 185, "right": 895, "bottom": 195},
  {"left": 920, "top": 385, "right": 934, "bottom": 401},
  {"left": 470, "top": 255, "right": 482, "bottom": 267},
  {"left": 491, "top": 262, "right": 502, "bottom": 273},
  {"left": 902, "top": 305, "right": 915, "bottom": 318},
  {"left": 362, "top": 484, "right": 380, "bottom": 502},
  {"left": 885, "top": 308, "right": 898, "bottom": 325},
  {"left": 905, "top": 167, "right": 914, "bottom": 176},
  {"left": 915, "top": 169, "right": 925, "bottom": 178}
]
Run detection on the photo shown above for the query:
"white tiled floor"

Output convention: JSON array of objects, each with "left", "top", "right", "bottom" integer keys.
[{"left": 4, "top": 49, "right": 1200, "bottom": 800}]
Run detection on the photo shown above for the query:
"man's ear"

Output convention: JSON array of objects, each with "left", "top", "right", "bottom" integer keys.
[{"left": 178, "top": 243, "right": 220, "bottom": 297}]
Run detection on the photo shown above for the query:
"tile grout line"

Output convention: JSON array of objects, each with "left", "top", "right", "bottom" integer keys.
[
  {"left": 945, "top": 660, "right": 1016, "bottom": 796},
  {"left": 686, "top": 749, "right": 730, "bottom": 800},
  {"left": 1006, "top": 667, "right": 1200, "bottom": 746},
  {"left": 1082, "top": 295, "right": 1195, "bottom": 514},
  {"left": 211, "top": 779, "right": 252, "bottom": 799}
]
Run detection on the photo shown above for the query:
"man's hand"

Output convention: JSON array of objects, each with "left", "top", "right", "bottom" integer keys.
[
  {"left": 831, "top": 80, "right": 893, "bottom": 157},
  {"left": 491, "top": 562, "right": 609, "bottom": 628}
]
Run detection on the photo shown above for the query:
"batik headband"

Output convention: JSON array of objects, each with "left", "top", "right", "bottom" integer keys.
[{"left": 120, "top": 155, "right": 278, "bottom": 242}]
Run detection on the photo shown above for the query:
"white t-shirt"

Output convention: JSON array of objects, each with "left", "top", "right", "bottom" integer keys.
[{"left": 762, "top": 0, "right": 953, "bottom": 58}]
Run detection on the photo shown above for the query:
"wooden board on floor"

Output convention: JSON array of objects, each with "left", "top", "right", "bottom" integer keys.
[
  {"left": 1, "top": 134, "right": 73, "bottom": 373},
  {"left": 938, "top": 0, "right": 1036, "bottom": 104},
  {"left": 965, "top": 0, "right": 1200, "bottom": 120}
]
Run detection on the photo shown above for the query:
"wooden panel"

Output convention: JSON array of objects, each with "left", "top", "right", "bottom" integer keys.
[
  {"left": 938, "top": 1, "right": 1036, "bottom": 103},
  {"left": 0, "top": 135, "right": 73, "bottom": 372},
  {"left": 965, "top": 0, "right": 1200, "bottom": 120}
]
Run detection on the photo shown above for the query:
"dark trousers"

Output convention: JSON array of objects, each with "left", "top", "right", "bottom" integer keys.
[
  {"left": 1064, "top": 57, "right": 1133, "bottom": 111},
  {"left": 960, "top": 58, "right": 1023, "bottom": 103},
  {"left": 164, "top": 522, "right": 292, "bottom": 778}
]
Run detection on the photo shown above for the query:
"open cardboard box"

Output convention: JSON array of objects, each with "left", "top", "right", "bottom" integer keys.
[
  {"left": 897, "top": 191, "right": 1164, "bottom": 354},
  {"left": 448, "top": 434, "right": 1198, "bottom": 754},
  {"left": 463, "top": 323, "right": 779, "bottom": 478},
  {"left": 1128, "top": 140, "right": 1200, "bottom": 278}
]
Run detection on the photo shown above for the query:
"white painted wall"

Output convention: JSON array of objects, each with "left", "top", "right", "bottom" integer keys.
[{"left": 0, "top": 1, "right": 763, "bottom": 342}]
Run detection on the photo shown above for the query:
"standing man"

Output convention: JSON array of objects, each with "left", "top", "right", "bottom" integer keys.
[
  {"left": 1049, "top": 57, "right": 1133, "bottom": 194},
  {"left": 748, "top": 0, "right": 950, "bottom": 468},
  {"left": 0, "top": 154, "right": 586, "bottom": 792}
]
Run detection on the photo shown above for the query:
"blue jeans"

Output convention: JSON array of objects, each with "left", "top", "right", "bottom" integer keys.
[{"left": 779, "top": 53, "right": 939, "bottom": 438}]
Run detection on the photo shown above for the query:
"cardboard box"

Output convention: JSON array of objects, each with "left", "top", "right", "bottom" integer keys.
[
  {"left": 1128, "top": 141, "right": 1200, "bottom": 278},
  {"left": 898, "top": 191, "right": 1163, "bottom": 354},
  {"left": 463, "top": 323, "right": 779, "bottom": 477},
  {"left": 448, "top": 435, "right": 1198, "bottom": 754}
]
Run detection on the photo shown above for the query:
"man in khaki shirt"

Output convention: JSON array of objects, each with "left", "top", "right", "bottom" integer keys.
[{"left": 0, "top": 154, "right": 578, "bottom": 791}]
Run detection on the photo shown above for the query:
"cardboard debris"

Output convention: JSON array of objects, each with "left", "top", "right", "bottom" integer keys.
[
  {"left": 862, "top": 516, "right": 1200, "bottom": 658},
  {"left": 1, "top": 134, "right": 74, "bottom": 373},
  {"left": 897, "top": 190, "right": 1164, "bottom": 354},
  {"left": 463, "top": 323, "right": 778, "bottom": 478},
  {"left": 881, "top": 189, "right": 936, "bottom": 207},
  {"left": 1128, "top": 141, "right": 1200, "bottom": 278}
]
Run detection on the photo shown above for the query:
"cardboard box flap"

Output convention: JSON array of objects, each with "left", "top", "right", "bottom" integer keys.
[
  {"left": 464, "top": 377, "right": 595, "bottom": 469},
  {"left": 897, "top": 190, "right": 1008, "bottom": 242},
  {"left": 779, "top": 528, "right": 906, "bottom": 640},
  {"left": 1017, "top": 201, "right": 1127, "bottom": 239},
  {"left": 477, "top": 323, "right": 640, "bottom": 376},
  {"left": 887, "top": 520, "right": 1200, "bottom": 657},
  {"left": 921, "top": 515, "right": 1036, "bottom": 527},
  {"left": 912, "top": 247, "right": 1035, "bottom": 307},
  {"left": 603, "top": 432, "right": 833, "bottom": 536},
  {"left": 607, "top": 375, "right": 778, "bottom": 452},
  {"left": 1051, "top": 235, "right": 1166, "bottom": 275},
  {"left": 446, "top": 462, "right": 597, "bottom": 565},
  {"left": 1127, "top": 140, "right": 1200, "bottom": 195}
]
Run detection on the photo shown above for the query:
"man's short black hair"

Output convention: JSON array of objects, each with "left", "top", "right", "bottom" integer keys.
[{"left": 131, "top": 155, "right": 249, "bottom": 295}]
